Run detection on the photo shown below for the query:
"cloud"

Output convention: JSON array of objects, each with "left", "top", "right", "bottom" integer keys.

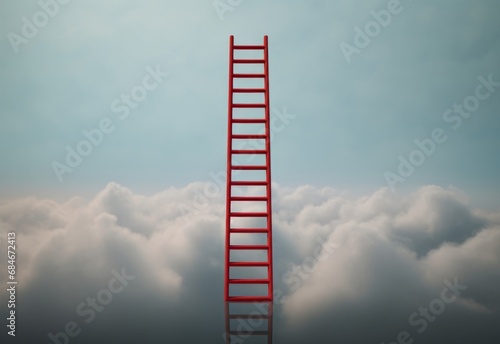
[
  {"left": 277, "top": 186, "right": 500, "bottom": 343},
  {"left": 0, "top": 182, "right": 499, "bottom": 343}
]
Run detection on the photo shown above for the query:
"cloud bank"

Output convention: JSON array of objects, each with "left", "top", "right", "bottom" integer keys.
[{"left": 0, "top": 182, "right": 499, "bottom": 343}]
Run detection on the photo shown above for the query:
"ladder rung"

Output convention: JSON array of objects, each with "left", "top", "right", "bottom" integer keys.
[
  {"left": 233, "top": 59, "right": 265, "bottom": 64},
  {"left": 232, "top": 88, "right": 266, "bottom": 93},
  {"left": 230, "top": 245, "right": 268, "bottom": 250},
  {"left": 229, "top": 278, "right": 270, "bottom": 284},
  {"left": 229, "top": 314, "right": 270, "bottom": 319},
  {"left": 232, "top": 119, "right": 266, "bottom": 124},
  {"left": 231, "top": 134, "right": 267, "bottom": 139},
  {"left": 229, "top": 261, "right": 269, "bottom": 267},
  {"left": 229, "top": 330, "right": 268, "bottom": 335},
  {"left": 230, "top": 228, "right": 269, "bottom": 233},
  {"left": 231, "top": 181, "right": 267, "bottom": 186},
  {"left": 231, "top": 165, "right": 267, "bottom": 170},
  {"left": 230, "top": 196, "right": 267, "bottom": 201},
  {"left": 227, "top": 295, "right": 272, "bottom": 302},
  {"left": 230, "top": 212, "right": 268, "bottom": 218},
  {"left": 233, "top": 45, "right": 265, "bottom": 50},
  {"left": 233, "top": 73, "right": 265, "bottom": 78},
  {"left": 231, "top": 150, "right": 267, "bottom": 154},
  {"left": 232, "top": 103, "right": 266, "bottom": 108}
]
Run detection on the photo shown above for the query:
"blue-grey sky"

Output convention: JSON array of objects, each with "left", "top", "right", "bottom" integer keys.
[
  {"left": 1, "top": 1, "right": 500, "bottom": 343},
  {"left": 1, "top": 0, "right": 499, "bottom": 207}
]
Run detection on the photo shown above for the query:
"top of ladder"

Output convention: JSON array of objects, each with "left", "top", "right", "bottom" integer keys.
[{"left": 230, "top": 35, "right": 268, "bottom": 50}]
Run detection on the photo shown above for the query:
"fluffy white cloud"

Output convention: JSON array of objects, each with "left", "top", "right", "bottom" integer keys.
[
  {"left": 274, "top": 185, "right": 499, "bottom": 343},
  {"left": 0, "top": 182, "right": 498, "bottom": 343}
]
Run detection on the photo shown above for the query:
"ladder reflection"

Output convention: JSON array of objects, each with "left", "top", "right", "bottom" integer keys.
[{"left": 224, "top": 301, "right": 273, "bottom": 343}]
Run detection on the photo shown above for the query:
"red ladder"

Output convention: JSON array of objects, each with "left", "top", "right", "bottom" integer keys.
[{"left": 224, "top": 35, "right": 274, "bottom": 302}]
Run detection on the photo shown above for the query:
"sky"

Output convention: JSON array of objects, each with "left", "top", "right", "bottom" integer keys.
[{"left": 0, "top": 0, "right": 499, "bottom": 343}]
